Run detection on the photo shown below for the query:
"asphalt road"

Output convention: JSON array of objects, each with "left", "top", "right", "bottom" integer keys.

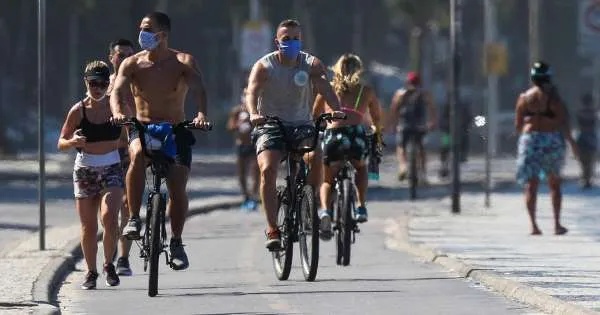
[{"left": 57, "top": 201, "right": 544, "bottom": 315}]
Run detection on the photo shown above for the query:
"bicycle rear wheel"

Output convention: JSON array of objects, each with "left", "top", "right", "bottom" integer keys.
[
  {"left": 408, "top": 138, "right": 418, "bottom": 200},
  {"left": 148, "top": 193, "right": 165, "bottom": 297},
  {"left": 272, "top": 186, "right": 293, "bottom": 280},
  {"left": 336, "top": 179, "right": 353, "bottom": 266},
  {"left": 299, "top": 185, "right": 319, "bottom": 281}
]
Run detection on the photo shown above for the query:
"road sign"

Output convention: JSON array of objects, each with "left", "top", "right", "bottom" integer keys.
[
  {"left": 239, "top": 20, "right": 272, "bottom": 70},
  {"left": 483, "top": 42, "right": 507, "bottom": 75},
  {"left": 578, "top": 0, "right": 600, "bottom": 56}
]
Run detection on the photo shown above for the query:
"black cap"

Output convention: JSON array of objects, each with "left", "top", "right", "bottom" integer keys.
[{"left": 84, "top": 67, "right": 110, "bottom": 82}]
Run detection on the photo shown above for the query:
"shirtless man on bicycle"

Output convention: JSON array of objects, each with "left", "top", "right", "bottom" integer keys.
[
  {"left": 246, "top": 19, "right": 342, "bottom": 250},
  {"left": 110, "top": 12, "right": 209, "bottom": 270}
]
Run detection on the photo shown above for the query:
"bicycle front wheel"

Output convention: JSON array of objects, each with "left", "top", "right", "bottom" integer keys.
[
  {"left": 299, "top": 185, "right": 319, "bottom": 281},
  {"left": 272, "top": 186, "right": 293, "bottom": 281},
  {"left": 148, "top": 193, "right": 165, "bottom": 297}
]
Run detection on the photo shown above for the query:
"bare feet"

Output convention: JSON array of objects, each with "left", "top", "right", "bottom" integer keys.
[
  {"left": 555, "top": 225, "right": 568, "bottom": 235},
  {"left": 530, "top": 227, "right": 542, "bottom": 236}
]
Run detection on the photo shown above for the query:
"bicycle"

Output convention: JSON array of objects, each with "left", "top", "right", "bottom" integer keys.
[
  {"left": 404, "top": 126, "right": 427, "bottom": 200},
  {"left": 267, "top": 112, "right": 345, "bottom": 282},
  {"left": 117, "top": 118, "right": 211, "bottom": 297},
  {"left": 331, "top": 158, "right": 360, "bottom": 266}
]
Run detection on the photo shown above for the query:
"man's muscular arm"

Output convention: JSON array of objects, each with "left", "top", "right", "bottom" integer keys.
[
  {"left": 246, "top": 61, "right": 268, "bottom": 125},
  {"left": 110, "top": 57, "right": 135, "bottom": 120},
  {"left": 183, "top": 54, "right": 208, "bottom": 126},
  {"left": 310, "top": 58, "right": 341, "bottom": 111}
]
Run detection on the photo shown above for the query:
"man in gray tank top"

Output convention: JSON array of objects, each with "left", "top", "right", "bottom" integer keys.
[{"left": 246, "top": 19, "right": 342, "bottom": 250}]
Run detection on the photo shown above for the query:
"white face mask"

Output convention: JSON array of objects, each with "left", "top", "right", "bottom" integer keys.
[{"left": 86, "top": 91, "right": 107, "bottom": 102}]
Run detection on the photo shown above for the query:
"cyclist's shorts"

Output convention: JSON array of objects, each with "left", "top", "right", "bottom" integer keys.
[
  {"left": 128, "top": 125, "right": 195, "bottom": 168},
  {"left": 73, "top": 163, "right": 123, "bottom": 199},
  {"left": 396, "top": 127, "right": 426, "bottom": 149},
  {"left": 237, "top": 143, "right": 255, "bottom": 158},
  {"left": 321, "top": 125, "right": 368, "bottom": 165},
  {"left": 516, "top": 131, "right": 565, "bottom": 186},
  {"left": 252, "top": 123, "right": 316, "bottom": 156}
]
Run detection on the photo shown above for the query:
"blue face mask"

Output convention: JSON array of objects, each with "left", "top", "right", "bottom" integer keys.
[
  {"left": 139, "top": 30, "right": 159, "bottom": 51},
  {"left": 278, "top": 39, "right": 301, "bottom": 60}
]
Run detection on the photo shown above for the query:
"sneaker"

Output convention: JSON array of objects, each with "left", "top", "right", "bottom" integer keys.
[
  {"left": 116, "top": 256, "right": 132, "bottom": 276},
  {"left": 248, "top": 199, "right": 259, "bottom": 211},
  {"left": 355, "top": 206, "right": 368, "bottom": 223},
  {"left": 103, "top": 263, "right": 120, "bottom": 287},
  {"left": 265, "top": 229, "right": 281, "bottom": 251},
  {"left": 319, "top": 209, "right": 333, "bottom": 241},
  {"left": 81, "top": 270, "right": 99, "bottom": 290},
  {"left": 123, "top": 216, "right": 142, "bottom": 240},
  {"left": 170, "top": 238, "right": 189, "bottom": 271}
]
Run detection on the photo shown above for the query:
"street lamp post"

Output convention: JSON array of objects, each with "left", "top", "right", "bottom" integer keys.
[
  {"left": 37, "top": 0, "right": 46, "bottom": 250},
  {"left": 449, "top": 0, "right": 462, "bottom": 214}
]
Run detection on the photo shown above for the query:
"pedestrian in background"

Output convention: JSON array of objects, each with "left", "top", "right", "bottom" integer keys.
[
  {"left": 515, "top": 61, "right": 578, "bottom": 236},
  {"left": 575, "top": 93, "right": 597, "bottom": 188}
]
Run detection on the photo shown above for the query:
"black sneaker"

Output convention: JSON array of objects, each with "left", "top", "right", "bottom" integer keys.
[
  {"left": 116, "top": 256, "right": 132, "bottom": 276},
  {"left": 104, "top": 263, "right": 120, "bottom": 287},
  {"left": 123, "top": 216, "right": 142, "bottom": 240},
  {"left": 81, "top": 271, "right": 98, "bottom": 290},
  {"left": 169, "top": 238, "right": 189, "bottom": 271}
]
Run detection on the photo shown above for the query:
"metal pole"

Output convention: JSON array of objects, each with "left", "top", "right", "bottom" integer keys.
[
  {"left": 250, "top": 0, "right": 260, "bottom": 20},
  {"left": 484, "top": 0, "right": 498, "bottom": 207},
  {"left": 37, "top": 0, "right": 46, "bottom": 250},
  {"left": 450, "top": 0, "right": 462, "bottom": 213},
  {"left": 528, "top": 0, "right": 540, "bottom": 64}
]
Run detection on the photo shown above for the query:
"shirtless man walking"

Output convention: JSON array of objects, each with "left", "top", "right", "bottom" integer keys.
[{"left": 111, "top": 12, "right": 209, "bottom": 270}]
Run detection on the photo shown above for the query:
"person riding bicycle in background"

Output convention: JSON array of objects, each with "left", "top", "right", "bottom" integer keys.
[
  {"left": 227, "top": 87, "right": 259, "bottom": 210},
  {"left": 106, "top": 38, "right": 135, "bottom": 276},
  {"left": 245, "top": 19, "right": 342, "bottom": 250},
  {"left": 312, "top": 53, "right": 382, "bottom": 240},
  {"left": 110, "top": 12, "right": 209, "bottom": 271},
  {"left": 58, "top": 61, "right": 123, "bottom": 289},
  {"left": 388, "top": 72, "right": 437, "bottom": 183}
]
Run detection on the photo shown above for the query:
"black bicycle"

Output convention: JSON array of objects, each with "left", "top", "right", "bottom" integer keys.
[
  {"left": 267, "top": 113, "right": 344, "bottom": 282},
  {"left": 118, "top": 118, "right": 211, "bottom": 297},
  {"left": 331, "top": 159, "right": 360, "bottom": 266}
]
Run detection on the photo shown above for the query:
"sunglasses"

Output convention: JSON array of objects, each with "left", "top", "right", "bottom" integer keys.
[{"left": 86, "top": 80, "right": 109, "bottom": 89}]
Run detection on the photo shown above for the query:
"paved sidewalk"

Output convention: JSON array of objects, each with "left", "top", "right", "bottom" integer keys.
[{"left": 386, "top": 182, "right": 600, "bottom": 314}]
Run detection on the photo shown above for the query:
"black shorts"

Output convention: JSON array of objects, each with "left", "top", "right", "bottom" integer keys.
[
  {"left": 251, "top": 123, "right": 316, "bottom": 156},
  {"left": 396, "top": 127, "right": 426, "bottom": 149},
  {"left": 322, "top": 125, "right": 368, "bottom": 165},
  {"left": 128, "top": 125, "right": 195, "bottom": 168}
]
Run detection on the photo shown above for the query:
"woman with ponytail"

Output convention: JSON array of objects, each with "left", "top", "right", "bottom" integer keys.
[
  {"left": 313, "top": 53, "right": 382, "bottom": 240},
  {"left": 57, "top": 61, "right": 124, "bottom": 289}
]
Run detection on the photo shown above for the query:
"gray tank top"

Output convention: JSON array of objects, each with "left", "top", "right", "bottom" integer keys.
[{"left": 257, "top": 51, "right": 315, "bottom": 124}]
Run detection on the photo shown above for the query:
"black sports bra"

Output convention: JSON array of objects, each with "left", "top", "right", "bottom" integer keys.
[
  {"left": 76, "top": 101, "right": 122, "bottom": 143},
  {"left": 524, "top": 95, "right": 555, "bottom": 118}
]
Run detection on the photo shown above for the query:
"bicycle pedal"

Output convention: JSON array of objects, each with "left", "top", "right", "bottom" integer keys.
[{"left": 353, "top": 227, "right": 361, "bottom": 233}]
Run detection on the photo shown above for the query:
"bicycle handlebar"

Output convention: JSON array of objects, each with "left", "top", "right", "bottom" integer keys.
[{"left": 113, "top": 117, "right": 213, "bottom": 131}]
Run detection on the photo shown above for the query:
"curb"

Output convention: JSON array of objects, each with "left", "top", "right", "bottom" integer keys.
[
  {"left": 384, "top": 218, "right": 599, "bottom": 315},
  {"left": 30, "top": 197, "right": 242, "bottom": 315}
]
